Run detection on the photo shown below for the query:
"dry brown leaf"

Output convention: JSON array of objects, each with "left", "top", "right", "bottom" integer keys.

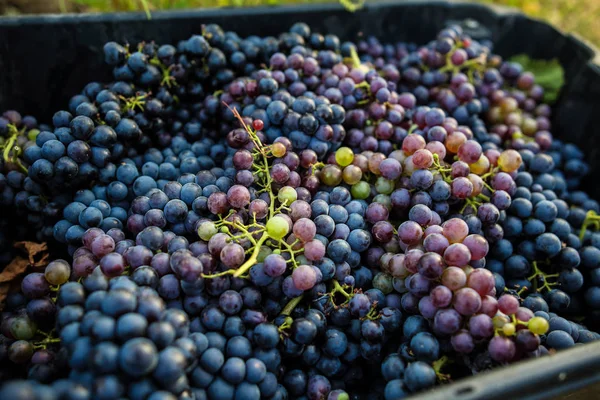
[
  {"left": 0, "top": 284, "right": 10, "bottom": 311},
  {"left": 14, "top": 241, "right": 49, "bottom": 267},
  {"left": 0, "top": 256, "right": 29, "bottom": 283},
  {"left": 0, "top": 241, "right": 49, "bottom": 310}
]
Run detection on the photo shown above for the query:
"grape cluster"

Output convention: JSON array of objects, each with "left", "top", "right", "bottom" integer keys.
[{"left": 1, "top": 19, "right": 600, "bottom": 400}]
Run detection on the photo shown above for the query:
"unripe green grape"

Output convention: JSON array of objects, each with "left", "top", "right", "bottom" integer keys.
[
  {"left": 296, "top": 255, "right": 310, "bottom": 265},
  {"left": 373, "top": 272, "right": 393, "bottom": 294},
  {"left": 375, "top": 177, "right": 394, "bottom": 195},
  {"left": 278, "top": 186, "right": 297, "bottom": 205},
  {"left": 335, "top": 147, "right": 354, "bottom": 167},
  {"left": 351, "top": 181, "right": 370, "bottom": 200},
  {"left": 10, "top": 316, "right": 37, "bottom": 341},
  {"left": 198, "top": 221, "right": 218, "bottom": 241},
  {"left": 266, "top": 216, "right": 289, "bottom": 240},
  {"left": 257, "top": 246, "right": 272, "bottom": 263},
  {"left": 45, "top": 260, "right": 71, "bottom": 286},
  {"left": 27, "top": 129, "right": 40, "bottom": 141},
  {"left": 372, "top": 194, "right": 392, "bottom": 210},
  {"left": 528, "top": 317, "right": 549, "bottom": 335}
]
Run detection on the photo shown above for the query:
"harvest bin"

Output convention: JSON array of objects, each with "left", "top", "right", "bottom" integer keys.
[{"left": 1, "top": 0, "right": 600, "bottom": 399}]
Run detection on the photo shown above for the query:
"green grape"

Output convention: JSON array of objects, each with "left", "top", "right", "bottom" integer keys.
[
  {"left": 296, "top": 255, "right": 310, "bottom": 265},
  {"left": 27, "top": 129, "right": 40, "bottom": 142},
  {"left": 278, "top": 186, "right": 297, "bottom": 205},
  {"left": 373, "top": 272, "right": 393, "bottom": 294},
  {"left": 502, "top": 323, "right": 516, "bottom": 336},
  {"left": 198, "top": 221, "right": 218, "bottom": 241},
  {"left": 374, "top": 177, "right": 394, "bottom": 195},
  {"left": 44, "top": 260, "right": 71, "bottom": 286},
  {"left": 528, "top": 316, "right": 549, "bottom": 335},
  {"left": 493, "top": 315, "right": 509, "bottom": 329},
  {"left": 351, "top": 181, "right": 370, "bottom": 200},
  {"left": 335, "top": 147, "right": 354, "bottom": 167},
  {"left": 257, "top": 246, "right": 272, "bottom": 263},
  {"left": 320, "top": 165, "right": 343, "bottom": 186},
  {"left": 372, "top": 194, "right": 392, "bottom": 210},
  {"left": 10, "top": 316, "right": 37, "bottom": 341},
  {"left": 266, "top": 216, "right": 289, "bottom": 240}
]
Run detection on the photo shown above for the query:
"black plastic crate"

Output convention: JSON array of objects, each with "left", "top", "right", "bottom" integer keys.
[{"left": 1, "top": 1, "right": 600, "bottom": 398}]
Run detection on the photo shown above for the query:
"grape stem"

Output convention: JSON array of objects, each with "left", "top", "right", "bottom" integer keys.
[
  {"left": 527, "top": 261, "right": 558, "bottom": 293},
  {"left": 232, "top": 232, "right": 269, "bottom": 278},
  {"left": 33, "top": 337, "right": 60, "bottom": 350},
  {"left": 433, "top": 355, "right": 452, "bottom": 382},
  {"left": 280, "top": 294, "right": 304, "bottom": 316},
  {"left": 579, "top": 210, "right": 600, "bottom": 241}
]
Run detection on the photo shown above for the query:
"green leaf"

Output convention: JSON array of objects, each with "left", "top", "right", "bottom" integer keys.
[{"left": 509, "top": 54, "right": 565, "bottom": 104}]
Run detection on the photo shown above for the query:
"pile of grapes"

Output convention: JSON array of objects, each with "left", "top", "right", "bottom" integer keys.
[{"left": 0, "top": 20, "right": 599, "bottom": 400}]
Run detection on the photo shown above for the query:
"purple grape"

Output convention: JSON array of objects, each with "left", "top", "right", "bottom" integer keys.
[
  {"left": 99, "top": 252, "right": 126, "bottom": 277},
  {"left": 418, "top": 296, "right": 438, "bottom": 319},
  {"left": 443, "top": 243, "right": 471, "bottom": 267},
  {"left": 453, "top": 288, "right": 482, "bottom": 316},
  {"left": 398, "top": 221, "right": 423, "bottom": 245},
  {"left": 451, "top": 330, "right": 474, "bottom": 353},
  {"left": 430, "top": 285, "right": 453, "bottom": 308},
  {"left": 468, "top": 314, "right": 494, "bottom": 339},
  {"left": 417, "top": 252, "right": 445, "bottom": 279},
  {"left": 293, "top": 218, "right": 317, "bottom": 242},
  {"left": 488, "top": 336, "right": 516, "bottom": 362},
  {"left": 21, "top": 273, "right": 50, "bottom": 299},
  {"left": 264, "top": 254, "right": 287, "bottom": 277},
  {"left": 433, "top": 308, "right": 462, "bottom": 336}
]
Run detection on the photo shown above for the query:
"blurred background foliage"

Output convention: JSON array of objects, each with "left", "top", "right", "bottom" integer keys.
[{"left": 0, "top": 0, "right": 598, "bottom": 47}]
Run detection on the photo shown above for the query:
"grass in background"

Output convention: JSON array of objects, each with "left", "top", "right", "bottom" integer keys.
[
  {"left": 72, "top": 0, "right": 600, "bottom": 48},
  {"left": 3, "top": 0, "right": 599, "bottom": 47}
]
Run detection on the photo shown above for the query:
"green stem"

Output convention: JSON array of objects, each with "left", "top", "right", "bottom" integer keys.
[
  {"left": 233, "top": 232, "right": 269, "bottom": 278},
  {"left": 332, "top": 279, "right": 351, "bottom": 299},
  {"left": 281, "top": 295, "right": 304, "bottom": 316}
]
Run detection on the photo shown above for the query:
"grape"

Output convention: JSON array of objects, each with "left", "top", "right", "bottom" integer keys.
[
  {"left": 335, "top": 147, "right": 354, "bottom": 167},
  {"left": 498, "top": 294, "right": 520, "bottom": 315},
  {"left": 398, "top": 221, "right": 423, "bottom": 245},
  {"left": 462, "top": 234, "right": 489, "bottom": 260},
  {"left": 528, "top": 316, "right": 550, "bottom": 335},
  {"left": 457, "top": 140, "right": 482, "bottom": 164},
  {"left": 292, "top": 265, "right": 317, "bottom": 291},
  {"left": 442, "top": 218, "right": 469, "bottom": 244},
  {"left": 430, "top": 285, "right": 453, "bottom": 308},
  {"left": 266, "top": 216, "right": 290, "bottom": 240},
  {"left": 441, "top": 266, "right": 467, "bottom": 291},
  {"left": 417, "top": 252, "right": 445, "bottom": 279},
  {"left": 423, "top": 233, "right": 449, "bottom": 255},
  {"left": 45, "top": 259, "right": 71, "bottom": 285},
  {"left": 264, "top": 254, "right": 287, "bottom": 277},
  {"left": 469, "top": 314, "right": 494, "bottom": 339},
  {"left": 467, "top": 269, "right": 495, "bottom": 296},
  {"left": 227, "top": 185, "right": 251, "bottom": 209},
  {"left": 453, "top": 288, "right": 482, "bottom": 316},
  {"left": 488, "top": 336, "right": 516, "bottom": 362},
  {"left": 498, "top": 149, "right": 523, "bottom": 172},
  {"left": 451, "top": 330, "right": 475, "bottom": 353},
  {"left": 443, "top": 243, "right": 471, "bottom": 267},
  {"left": 293, "top": 218, "right": 317, "bottom": 242}
]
